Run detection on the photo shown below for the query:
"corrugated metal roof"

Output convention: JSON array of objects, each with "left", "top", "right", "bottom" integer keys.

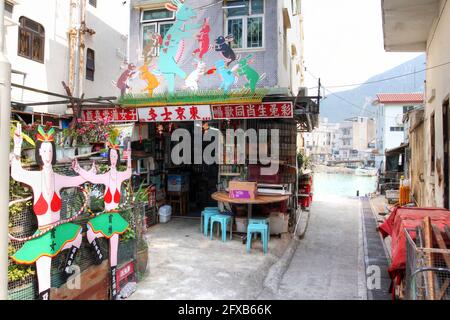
[{"left": 376, "top": 93, "right": 424, "bottom": 104}]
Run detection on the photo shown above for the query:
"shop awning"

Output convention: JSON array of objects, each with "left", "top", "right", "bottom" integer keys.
[
  {"left": 382, "top": 0, "right": 440, "bottom": 52},
  {"left": 114, "top": 88, "right": 320, "bottom": 131},
  {"left": 386, "top": 143, "right": 408, "bottom": 156}
]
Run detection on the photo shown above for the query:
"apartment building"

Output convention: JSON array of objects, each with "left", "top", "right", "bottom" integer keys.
[
  {"left": 128, "top": 0, "right": 305, "bottom": 96},
  {"left": 374, "top": 93, "right": 424, "bottom": 153},
  {"left": 334, "top": 116, "right": 376, "bottom": 161},
  {"left": 381, "top": 0, "right": 449, "bottom": 208},
  {"left": 4, "top": 0, "right": 129, "bottom": 116},
  {"left": 303, "top": 117, "right": 339, "bottom": 163}
]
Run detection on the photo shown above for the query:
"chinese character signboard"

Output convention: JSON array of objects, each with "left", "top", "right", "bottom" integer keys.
[
  {"left": 138, "top": 105, "right": 212, "bottom": 122},
  {"left": 82, "top": 108, "right": 139, "bottom": 123},
  {"left": 211, "top": 102, "right": 294, "bottom": 120}
]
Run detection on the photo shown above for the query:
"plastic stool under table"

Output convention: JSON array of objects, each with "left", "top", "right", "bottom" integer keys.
[{"left": 209, "top": 214, "right": 233, "bottom": 242}]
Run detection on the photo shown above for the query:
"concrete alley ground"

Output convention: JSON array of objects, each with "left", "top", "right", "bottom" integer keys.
[
  {"left": 131, "top": 193, "right": 375, "bottom": 300},
  {"left": 259, "top": 195, "right": 367, "bottom": 300},
  {"left": 130, "top": 218, "right": 292, "bottom": 300}
]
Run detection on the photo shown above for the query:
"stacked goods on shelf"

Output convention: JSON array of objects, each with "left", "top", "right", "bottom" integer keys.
[{"left": 299, "top": 174, "right": 313, "bottom": 209}]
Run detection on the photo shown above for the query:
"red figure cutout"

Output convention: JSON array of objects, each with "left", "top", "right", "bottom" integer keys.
[
  {"left": 105, "top": 188, "right": 121, "bottom": 205},
  {"left": 34, "top": 193, "right": 62, "bottom": 215},
  {"left": 192, "top": 18, "right": 210, "bottom": 60}
]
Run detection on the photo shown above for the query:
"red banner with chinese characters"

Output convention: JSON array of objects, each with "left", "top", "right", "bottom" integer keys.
[
  {"left": 211, "top": 102, "right": 294, "bottom": 120},
  {"left": 138, "top": 105, "right": 212, "bottom": 122},
  {"left": 82, "top": 108, "right": 139, "bottom": 123}
]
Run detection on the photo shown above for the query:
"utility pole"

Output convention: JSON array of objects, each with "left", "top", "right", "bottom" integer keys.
[
  {"left": 0, "top": 0, "right": 12, "bottom": 300},
  {"left": 317, "top": 78, "right": 321, "bottom": 110}
]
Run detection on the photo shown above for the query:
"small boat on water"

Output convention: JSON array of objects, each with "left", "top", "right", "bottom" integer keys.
[{"left": 355, "top": 167, "right": 378, "bottom": 177}]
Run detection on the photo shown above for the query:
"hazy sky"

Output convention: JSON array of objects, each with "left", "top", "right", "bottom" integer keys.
[{"left": 302, "top": 0, "right": 422, "bottom": 93}]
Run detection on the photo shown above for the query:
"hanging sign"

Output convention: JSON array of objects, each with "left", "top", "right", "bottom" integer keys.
[
  {"left": 82, "top": 108, "right": 139, "bottom": 123},
  {"left": 111, "top": 123, "right": 135, "bottom": 159},
  {"left": 138, "top": 105, "right": 212, "bottom": 122},
  {"left": 211, "top": 102, "right": 294, "bottom": 120}
]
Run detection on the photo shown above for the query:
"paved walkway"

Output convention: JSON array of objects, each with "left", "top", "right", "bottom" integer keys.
[
  {"left": 130, "top": 218, "right": 292, "bottom": 300},
  {"left": 260, "top": 195, "right": 367, "bottom": 300}
]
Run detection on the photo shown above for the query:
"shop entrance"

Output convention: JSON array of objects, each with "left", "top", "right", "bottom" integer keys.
[{"left": 166, "top": 121, "right": 219, "bottom": 218}]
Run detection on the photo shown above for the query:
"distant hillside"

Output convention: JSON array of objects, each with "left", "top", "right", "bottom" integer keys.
[{"left": 320, "top": 55, "right": 426, "bottom": 122}]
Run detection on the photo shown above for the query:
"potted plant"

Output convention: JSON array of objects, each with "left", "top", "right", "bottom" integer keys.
[
  {"left": 87, "top": 118, "right": 113, "bottom": 152},
  {"left": 136, "top": 237, "right": 149, "bottom": 281},
  {"left": 62, "top": 127, "right": 77, "bottom": 160},
  {"left": 70, "top": 119, "right": 92, "bottom": 156},
  {"left": 118, "top": 226, "right": 136, "bottom": 265}
]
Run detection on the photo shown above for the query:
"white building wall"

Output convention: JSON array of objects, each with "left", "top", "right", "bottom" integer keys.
[
  {"left": 424, "top": 0, "right": 450, "bottom": 207},
  {"left": 383, "top": 104, "right": 406, "bottom": 151},
  {"left": 83, "top": 0, "right": 130, "bottom": 98},
  {"left": 5, "top": 0, "right": 130, "bottom": 115},
  {"left": 6, "top": 0, "right": 71, "bottom": 114}
]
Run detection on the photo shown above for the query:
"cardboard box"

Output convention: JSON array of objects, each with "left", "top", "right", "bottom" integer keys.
[
  {"left": 269, "top": 212, "right": 289, "bottom": 235},
  {"left": 229, "top": 181, "right": 258, "bottom": 200}
]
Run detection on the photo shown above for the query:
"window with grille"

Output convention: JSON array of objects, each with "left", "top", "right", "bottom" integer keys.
[
  {"left": 18, "top": 17, "right": 45, "bottom": 63},
  {"left": 5, "top": 1, "right": 13, "bottom": 14},
  {"left": 226, "top": 0, "right": 264, "bottom": 49},
  {"left": 390, "top": 127, "right": 404, "bottom": 132},
  {"left": 86, "top": 48, "right": 95, "bottom": 81},
  {"left": 141, "top": 8, "right": 175, "bottom": 58}
]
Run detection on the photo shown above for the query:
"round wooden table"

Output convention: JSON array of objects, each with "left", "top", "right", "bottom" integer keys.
[
  {"left": 212, "top": 192, "right": 290, "bottom": 214},
  {"left": 212, "top": 192, "right": 290, "bottom": 243}
]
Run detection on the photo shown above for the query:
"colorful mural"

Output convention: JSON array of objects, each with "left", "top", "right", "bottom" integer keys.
[
  {"left": 156, "top": 0, "right": 201, "bottom": 94},
  {"left": 118, "top": 0, "right": 266, "bottom": 101}
]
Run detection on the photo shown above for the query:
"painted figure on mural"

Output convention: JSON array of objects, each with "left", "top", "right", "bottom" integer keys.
[
  {"left": 139, "top": 63, "right": 160, "bottom": 97},
  {"left": 214, "top": 60, "right": 238, "bottom": 94},
  {"left": 185, "top": 59, "right": 209, "bottom": 91},
  {"left": 236, "top": 55, "right": 266, "bottom": 93},
  {"left": 192, "top": 18, "right": 211, "bottom": 60},
  {"left": 72, "top": 135, "right": 132, "bottom": 300},
  {"left": 214, "top": 35, "right": 238, "bottom": 67},
  {"left": 157, "top": 0, "right": 201, "bottom": 94},
  {"left": 10, "top": 124, "right": 86, "bottom": 300},
  {"left": 114, "top": 63, "right": 137, "bottom": 97}
]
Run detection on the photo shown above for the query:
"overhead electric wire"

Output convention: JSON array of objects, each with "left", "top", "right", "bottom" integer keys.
[
  {"left": 307, "top": 60, "right": 450, "bottom": 90},
  {"left": 305, "top": 68, "right": 401, "bottom": 119},
  {"left": 194, "top": 0, "right": 224, "bottom": 10}
]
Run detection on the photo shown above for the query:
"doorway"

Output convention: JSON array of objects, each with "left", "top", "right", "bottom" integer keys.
[{"left": 168, "top": 121, "right": 219, "bottom": 217}]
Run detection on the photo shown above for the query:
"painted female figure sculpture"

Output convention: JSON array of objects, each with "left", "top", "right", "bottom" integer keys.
[
  {"left": 10, "top": 124, "right": 85, "bottom": 300},
  {"left": 72, "top": 139, "right": 132, "bottom": 299}
]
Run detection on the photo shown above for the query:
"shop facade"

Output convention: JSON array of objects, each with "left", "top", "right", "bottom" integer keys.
[{"left": 6, "top": 0, "right": 319, "bottom": 300}]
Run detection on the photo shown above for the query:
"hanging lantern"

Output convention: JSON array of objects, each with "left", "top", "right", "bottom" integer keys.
[
  {"left": 157, "top": 124, "right": 164, "bottom": 136},
  {"left": 202, "top": 122, "right": 209, "bottom": 135}
]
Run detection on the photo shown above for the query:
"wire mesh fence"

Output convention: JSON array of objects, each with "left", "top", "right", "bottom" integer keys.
[
  {"left": 405, "top": 228, "right": 450, "bottom": 300},
  {"left": 8, "top": 164, "right": 148, "bottom": 300}
]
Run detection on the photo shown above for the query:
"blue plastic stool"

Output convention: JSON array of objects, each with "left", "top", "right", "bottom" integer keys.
[
  {"left": 247, "top": 223, "right": 268, "bottom": 254},
  {"left": 248, "top": 218, "right": 270, "bottom": 241},
  {"left": 201, "top": 208, "right": 220, "bottom": 236},
  {"left": 210, "top": 214, "right": 233, "bottom": 242}
]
